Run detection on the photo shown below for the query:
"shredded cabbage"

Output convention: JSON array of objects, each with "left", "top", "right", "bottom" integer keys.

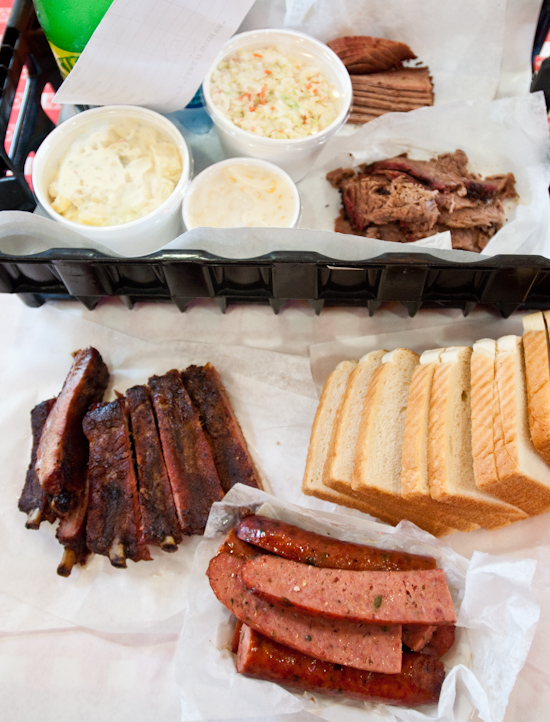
[{"left": 209, "top": 46, "right": 340, "bottom": 139}]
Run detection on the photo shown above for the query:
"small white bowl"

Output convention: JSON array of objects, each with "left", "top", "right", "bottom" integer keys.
[
  {"left": 203, "top": 29, "right": 352, "bottom": 182},
  {"left": 32, "top": 105, "right": 192, "bottom": 256},
  {"left": 182, "top": 157, "right": 301, "bottom": 231}
]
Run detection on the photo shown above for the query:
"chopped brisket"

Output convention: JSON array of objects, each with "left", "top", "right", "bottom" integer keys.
[
  {"left": 341, "top": 174, "right": 439, "bottom": 233},
  {"left": 148, "top": 370, "right": 225, "bottom": 535},
  {"left": 18, "top": 399, "right": 57, "bottom": 529},
  {"left": 84, "top": 398, "right": 151, "bottom": 567},
  {"left": 329, "top": 150, "right": 517, "bottom": 252},
  {"left": 181, "top": 363, "right": 262, "bottom": 492},
  {"left": 126, "top": 384, "right": 183, "bottom": 551},
  {"left": 35, "top": 347, "right": 109, "bottom": 514}
]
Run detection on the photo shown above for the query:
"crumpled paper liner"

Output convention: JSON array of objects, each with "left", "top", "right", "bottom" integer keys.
[{"left": 176, "top": 484, "right": 539, "bottom": 722}]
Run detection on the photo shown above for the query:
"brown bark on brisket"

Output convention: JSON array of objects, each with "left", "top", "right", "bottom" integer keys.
[
  {"left": 84, "top": 398, "right": 151, "bottom": 567},
  {"left": 126, "top": 384, "right": 183, "bottom": 550},
  {"left": 18, "top": 399, "right": 57, "bottom": 529},
  {"left": 35, "top": 347, "right": 109, "bottom": 513},
  {"left": 148, "top": 370, "right": 225, "bottom": 535},
  {"left": 327, "top": 36, "right": 416, "bottom": 73},
  {"left": 181, "top": 363, "right": 262, "bottom": 492}
]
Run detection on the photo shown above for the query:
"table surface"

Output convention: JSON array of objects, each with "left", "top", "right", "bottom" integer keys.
[{"left": 0, "top": 293, "right": 548, "bottom": 722}]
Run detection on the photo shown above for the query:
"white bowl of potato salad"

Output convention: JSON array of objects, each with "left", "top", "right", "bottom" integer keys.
[
  {"left": 203, "top": 29, "right": 352, "bottom": 182},
  {"left": 32, "top": 105, "right": 192, "bottom": 255}
]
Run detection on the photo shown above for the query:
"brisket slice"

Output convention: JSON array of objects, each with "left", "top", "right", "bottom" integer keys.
[
  {"left": 181, "top": 363, "right": 262, "bottom": 492},
  {"left": 350, "top": 67, "right": 433, "bottom": 92},
  {"left": 84, "top": 398, "right": 151, "bottom": 567},
  {"left": 327, "top": 36, "right": 416, "bottom": 73},
  {"left": 35, "top": 347, "right": 109, "bottom": 513},
  {"left": 18, "top": 399, "right": 57, "bottom": 529},
  {"left": 365, "top": 151, "right": 512, "bottom": 201},
  {"left": 126, "top": 384, "right": 183, "bottom": 550},
  {"left": 148, "top": 370, "right": 225, "bottom": 535}
]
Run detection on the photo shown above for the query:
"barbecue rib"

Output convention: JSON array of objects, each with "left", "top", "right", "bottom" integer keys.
[
  {"left": 84, "top": 398, "right": 151, "bottom": 567},
  {"left": 148, "top": 370, "right": 225, "bottom": 535},
  {"left": 35, "top": 347, "right": 109, "bottom": 515},
  {"left": 181, "top": 363, "right": 262, "bottom": 492},
  {"left": 18, "top": 399, "right": 57, "bottom": 529},
  {"left": 126, "top": 384, "right": 183, "bottom": 551}
]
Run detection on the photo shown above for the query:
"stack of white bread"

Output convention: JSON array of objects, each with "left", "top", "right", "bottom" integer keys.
[{"left": 302, "top": 311, "right": 550, "bottom": 536}]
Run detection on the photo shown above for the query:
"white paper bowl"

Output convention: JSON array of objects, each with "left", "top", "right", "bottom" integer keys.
[
  {"left": 203, "top": 29, "right": 352, "bottom": 182},
  {"left": 32, "top": 105, "right": 192, "bottom": 256},
  {"left": 182, "top": 157, "right": 301, "bottom": 231}
]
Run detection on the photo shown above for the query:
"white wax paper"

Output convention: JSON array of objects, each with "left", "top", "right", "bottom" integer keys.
[
  {"left": 0, "top": 306, "right": 320, "bottom": 634},
  {"left": 175, "top": 484, "right": 539, "bottom": 722}
]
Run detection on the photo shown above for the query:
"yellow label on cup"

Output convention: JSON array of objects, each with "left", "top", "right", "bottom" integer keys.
[{"left": 48, "top": 41, "right": 81, "bottom": 78}]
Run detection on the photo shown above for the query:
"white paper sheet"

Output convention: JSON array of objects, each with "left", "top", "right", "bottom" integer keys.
[
  {"left": 176, "top": 485, "right": 539, "bottom": 722},
  {"left": 0, "top": 306, "right": 321, "bottom": 634},
  {"left": 54, "top": 0, "right": 256, "bottom": 111}
]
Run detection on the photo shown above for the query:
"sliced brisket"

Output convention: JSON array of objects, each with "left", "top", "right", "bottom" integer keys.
[
  {"left": 181, "top": 363, "right": 262, "bottom": 492},
  {"left": 126, "top": 384, "right": 183, "bottom": 551},
  {"left": 148, "top": 370, "right": 224, "bottom": 535},
  {"left": 327, "top": 36, "right": 416, "bottom": 73}
]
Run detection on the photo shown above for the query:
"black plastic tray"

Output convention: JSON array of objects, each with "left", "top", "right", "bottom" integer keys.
[{"left": 1, "top": 0, "right": 550, "bottom": 317}]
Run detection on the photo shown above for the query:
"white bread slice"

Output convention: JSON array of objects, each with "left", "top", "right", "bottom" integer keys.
[
  {"left": 522, "top": 311, "right": 550, "bottom": 466},
  {"left": 490, "top": 334, "right": 550, "bottom": 515},
  {"left": 471, "top": 339, "right": 500, "bottom": 491},
  {"left": 401, "top": 349, "right": 478, "bottom": 532},
  {"left": 324, "top": 349, "right": 387, "bottom": 494},
  {"left": 428, "top": 346, "right": 527, "bottom": 528},
  {"left": 302, "top": 359, "right": 401, "bottom": 524},
  {"left": 352, "top": 348, "right": 455, "bottom": 536}
]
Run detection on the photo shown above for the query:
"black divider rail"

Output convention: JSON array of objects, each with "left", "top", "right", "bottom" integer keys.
[{"left": 1, "top": 0, "right": 550, "bottom": 316}]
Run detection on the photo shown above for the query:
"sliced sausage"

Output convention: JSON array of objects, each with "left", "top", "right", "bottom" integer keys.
[
  {"left": 236, "top": 515, "right": 436, "bottom": 571},
  {"left": 241, "top": 555, "right": 456, "bottom": 625},
  {"left": 236, "top": 625, "right": 445, "bottom": 707},
  {"left": 207, "top": 552, "right": 402, "bottom": 674}
]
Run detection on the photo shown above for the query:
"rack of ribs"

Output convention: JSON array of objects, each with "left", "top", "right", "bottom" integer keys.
[
  {"left": 182, "top": 363, "right": 262, "bottom": 492},
  {"left": 148, "top": 370, "right": 225, "bottom": 535},
  {"left": 84, "top": 398, "right": 152, "bottom": 568},
  {"left": 19, "top": 351, "right": 260, "bottom": 576},
  {"left": 126, "top": 384, "right": 183, "bottom": 551},
  {"left": 35, "top": 347, "right": 109, "bottom": 516}
]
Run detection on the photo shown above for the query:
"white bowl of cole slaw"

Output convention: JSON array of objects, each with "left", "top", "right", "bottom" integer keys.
[
  {"left": 203, "top": 29, "right": 352, "bottom": 182},
  {"left": 32, "top": 105, "right": 192, "bottom": 256}
]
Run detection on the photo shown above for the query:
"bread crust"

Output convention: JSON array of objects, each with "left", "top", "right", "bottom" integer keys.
[{"left": 523, "top": 329, "right": 550, "bottom": 466}]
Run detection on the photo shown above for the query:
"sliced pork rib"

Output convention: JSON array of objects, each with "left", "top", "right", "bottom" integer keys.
[
  {"left": 181, "top": 363, "right": 262, "bottom": 492},
  {"left": 84, "top": 398, "right": 151, "bottom": 567},
  {"left": 126, "top": 384, "right": 183, "bottom": 551},
  {"left": 148, "top": 370, "right": 225, "bottom": 535},
  {"left": 18, "top": 399, "right": 57, "bottom": 529},
  {"left": 35, "top": 347, "right": 109, "bottom": 514}
]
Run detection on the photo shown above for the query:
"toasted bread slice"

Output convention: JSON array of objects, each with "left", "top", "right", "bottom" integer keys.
[
  {"left": 352, "top": 348, "right": 455, "bottom": 536},
  {"left": 302, "top": 359, "right": 400, "bottom": 524},
  {"left": 324, "top": 350, "right": 387, "bottom": 494},
  {"left": 522, "top": 311, "right": 550, "bottom": 466},
  {"left": 489, "top": 334, "right": 550, "bottom": 515},
  {"left": 401, "top": 349, "right": 478, "bottom": 532},
  {"left": 428, "top": 346, "right": 527, "bottom": 528}
]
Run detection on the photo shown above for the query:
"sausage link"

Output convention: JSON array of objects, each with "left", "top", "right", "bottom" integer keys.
[
  {"left": 236, "top": 515, "right": 436, "bottom": 571},
  {"left": 236, "top": 625, "right": 445, "bottom": 707}
]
